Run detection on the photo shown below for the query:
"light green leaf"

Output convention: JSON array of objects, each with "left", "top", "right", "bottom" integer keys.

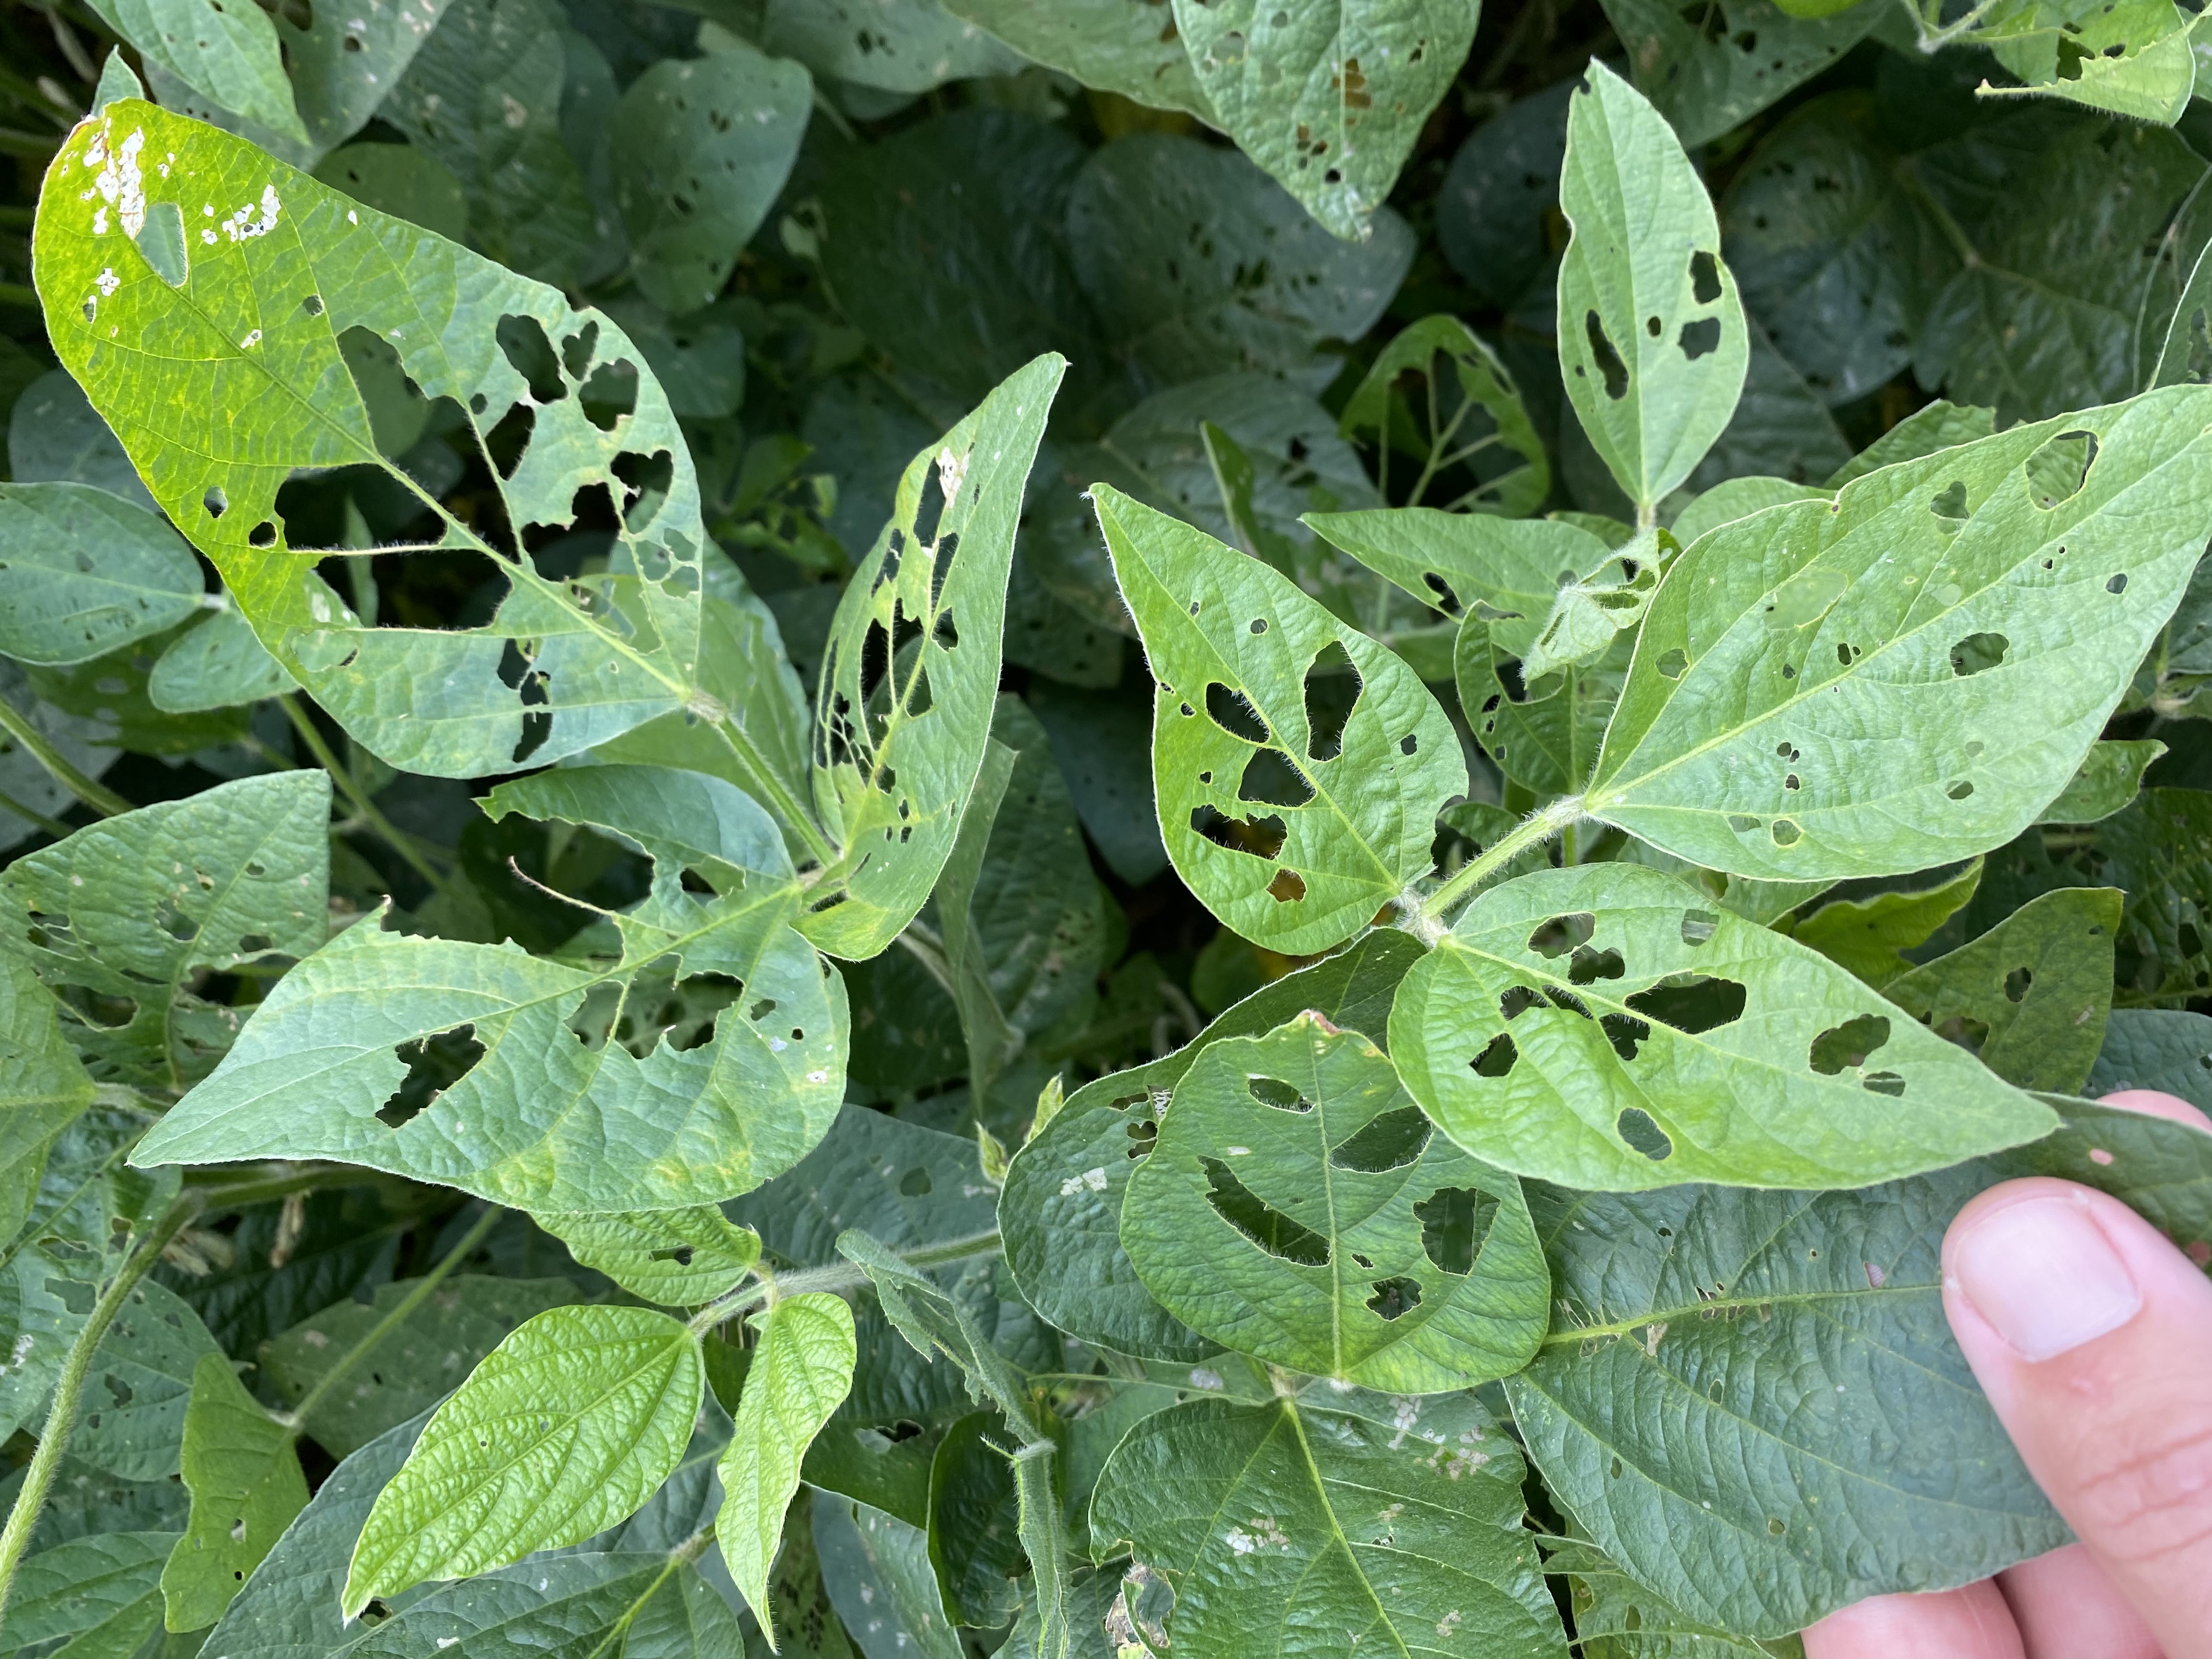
[
  {"left": 802, "top": 353, "right": 1066, "bottom": 960},
  {"left": 1121, "top": 1011, "right": 1548, "bottom": 1390},
  {"left": 84, "top": 0, "right": 307, "bottom": 143},
  {"left": 943, "top": 0, "right": 1215, "bottom": 118},
  {"left": 1828, "top": 400, "right": 1997, "bottom": 488},
  {"left": 2038, "top": 738, "right": 2163, "bottom": 823},
  {"left": 1001, "top": 929, "right": 1421, "bottom": 1363},
  {"left": 1089, "top": 1389, "right": 1565, "bottom": 1658},
  {"left": 534, "top": 1210, "right": 759, "bottom": 1306},
  {"left": 0, "top": 1531, "right": 174, "bottom": 1657},
  {"left": 1669, "top": 476, "right": 1830, "bottom": 549},
  {"left": 0, "top": 772, "right": 331, "bottom": 1091},
  {"left": 342, "top": 1304, "right": 703, "bottom": 1615},
  {"left": 1390, "top": 861, "right": 2056, "bottom": 1189},
  {"left": 1787, "top": 859, "right": 1982, "bottom": 988},
  {"left": 92, "top": 49, "right": 145, "bottom": 116},
  {"left": 1065, "top": 133, "right": 1415, "bottom": 397},
  {"left": 1336, "top": 314, "right": 1550, "bottom": 517},
  {"left": 1094, "top": 484, "right": 1464, "bottom": 953},
  {"left": 0, "top": 483, "right": 202, "bottom": 667},
  {"left": 1169, "top": 0, "right": 1479, "bottom": 241},
  {"left": 261, "top": 1275, "right": 580, "bottom": 1458},
  {"left": 1599, "top": 0, "right": 1874, "bottom": 145},
  {"left": 719, "top": 1292, "right": 857, "bottom": 1646},
  {"left": 160, "top": 1350, "right": 309, "bottom": 1630},
  {"left": 7, "top": 370, "right": 156, "bottom": 513},
  {"left": 1556, "top": 61, "right": 1748, "bottom": 515},
  {"left": 763, "top": 0, "right": 1026, "bottom": 91},
  {"left": 0, "top": 953, "right": 94, "bottom": 1248},
  {"left": 145, "top": 605, "right": 295, "bottom": 713},
  {"left": 1887, "top": 887, "right": 2121, "bottom": 1094},
  {"left": 132, "top": 766, "right": 845, "bottom": 1214},
  {"left": 1588, "top": 388, "right": 2212, "bottom": 878},
  {"left": 278, "top": 0, "right": 461, "bottom": 162},
  {"left": 2087, "top": 1007, "right": 2212, "bottom": 1108},
  {"left": 76, "top": 1279, "right": 223, "bottom": 1482},
  {"left": 612, "top": 46, "right": 811, "bottom": 316},
  {"left": 1980, "top": 0, "right": 2196, "bottom": 125}
]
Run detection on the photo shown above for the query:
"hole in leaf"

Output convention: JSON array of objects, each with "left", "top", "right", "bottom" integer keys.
[
  {"left": 1248, "top": 1075, "right": 1311, "bottom": 1113},
  {"left": 1303, "top": 641, "right": 1357, "bottom": 761},
  {"left": 1950, "top": 633, "right": 2008, "bottom": 676},
  {"left": 1946, "top": 780, "right": 1973, "bottom": 800},
  {"left": 1205, "top": 682, "right": 1269, "bottom": 743},
  {"left": 1201, "top": 1157, "right": 1329, "bottom": 1265},
  {"left": 1657, "top": 647, "right": 1688, "bottom": 680},
  {"left": 1329, "top": 1107, "right": 1432, "bottom": 1171},
  {"left": 301, "top": 293, "right": 324, "bottom": 317},
  {"left": 248, "top": 520, "right": 278, "bottom": 549},
  {"left": 1469, "top": 1032, "right": 1518, "bottom": 1076},
  {"left": 612, "top": 449, "right": 673, "bottom": 531},
  {"left": 1498, "top": 986, "right": 1544, "bottom": 1022},
  {"left": 2004, "top": 966, "right": 2032, "bottom": 1003},
  {"left": 377, "top": 1025, "right": 483, "bottom": 1129},
  {"left": 1529, "top": 913, "right": 1595, "bottom": 958},
  {"left": 579, "top": 357, "right": 639, "bottom": 432},
  {"left": 2024, "top": 430, "right": 2096, "bottom": 508},
  {"left": 496, "top": 314, "right": 566, "bottom": 403},
  {"left": 204, "top": 486, "right": 228, "bottom": 520},
  {"left": 1771, "top": 819, "right": 1801, "bottom": 846},
  {"left": 1809, "top": 1013, "right": 1891, "bottom": 1074},
  {"left": 1365, "top": 1277, "right": 1422, "bottom": 1321},
  {"left": 1678, "top": 317, "right": 1722, "bottom": 360},
  {"left": 1616, "top": 1108, "right": 1673, "bottom": 1160},
  {"left": 1864, "top": 1071, "right": 1906, "bottom": 1096},
  {"left": 1416, "top": 1186, "right": 1498, "bottom": 1274},
  {"left": 1584, "top": 310, "right": 1629, "bottom": 400},
  {"left": 1267, "top": 868, "right": 1307, "bottom": 903},
  {"left": 1238, "top": 749, "right": 1313, "bottom": 808},
  {"left": 1602, "top": 1012, "right": 1651, "bottom": 1061},
  {"left": 1681, "top": 910, "right": 1718, "bottom": 946},
  {"left": 1931, "top": 481, "right": 1968, "bottom": 522},
  {"left": 1569, "top": 946, "right": 1625, "bottom": 985},
  {"left": 1189, "top": 805, "right": 1285, "bottom": 860},
  {"left": 1689, "top": 250, "right": 1722, "bottom": 303},
  {"left": 2107, "top": 573, "right": 2128, "bottom": 595},
  {"left": 899, "top": 1167, "right": 932, "bottom": 1197},
  {"left": 1626, "top": 975, "right": 1747, "bottom": 1034}
]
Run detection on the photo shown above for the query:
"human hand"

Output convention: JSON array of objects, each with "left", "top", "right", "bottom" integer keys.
[{"left": 1804, "top": 1090, "right": 2212, "bottom": 1659}]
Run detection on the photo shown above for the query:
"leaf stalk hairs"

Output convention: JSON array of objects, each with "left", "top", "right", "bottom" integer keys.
[{"left": 1406, "top": 793, "right": 1588, "bottom": 943}]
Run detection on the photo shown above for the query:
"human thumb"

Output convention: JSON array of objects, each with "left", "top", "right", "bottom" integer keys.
[{"left": 1943, "top": 1099, "right": 2212, "bottom": 1658}]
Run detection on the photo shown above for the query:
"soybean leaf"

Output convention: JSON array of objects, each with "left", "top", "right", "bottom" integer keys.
[
  {"left": 1885, "top": 887, "right": 2119, "bottom": 1093},
  {"left": 1000, "top": 929, "right": 1421, "bottom": 1362},
  {"left": 76, "top": 1278, "right": 223, "bottom": 1482},
  {"left": 1089, "top": 1388, "right": 1565, "bottom": 1658},
  {"left": 1437, "top": 78, "right": 1573, "bottom": 312},
  {"left": 802, "top": 353, "right": 1065, "bottom": 960},
  {"left": 1555, "top": 1538, "right": 1807, "bottom": 1659},
  {"left": 311, "top": 142, "right": 471, "bottom": 242},
  {"left": 1026, "top": 680, "right": 1167, "bottom": 885},
  {"left": 0, "top": 954, "right": 94, "bottom": 1248},
  {"left": 927, "top": 1410, "right": 1029, "bottom": 1628},
  {"left": 2086, "top": 787, "right": 2212, "bottom": 1000},
  {"left": 718, "top": 1292, "right": 857, "bottom": 1646},
  {"left": 1094, "top": 484, "right": 1463, "bottom": 953},
  {"left": 6, "top": 369, "right": 155, "bottom": 512},
  {"left": 533, "top": 1210, "right": 759, "bottom": 1306},
  {"left": 85, "top": 0, "right": 307, "bottom": 145},
  {"left": 0, "top": 772, "right": 331, "bottom": 1091},
  {"left": 611, "top": 45, "right": 812, "bottom": 315},
  {"left": 760, "top": 0, "right": 1025, "bottom": 91},
  {"left": 146, "top": 605, "right": 296, "bottom": 713},
  {"left": 1390, "top": 862, "right": 2056, "bottom": 1190},
  {"left": 0, "top": 483, "right": 203, "bottom": 666},
  {"left": 943, "top": 0, "right": 1215, "bottom": 119},
  {"left": 0, "top": 1531, "right": 174, "bottom": 1656},
  {"left": 260, "top": 1276, "right": 582, "bottom": 1458},
  {"left": 1828, "top": 400, "right": 1997, "bottom": 487},
  {"left": 1336, "top": 315, "right": 1551, "bottom": 517},
  {"left": 1556, "top": 62, "right": 1749, "bottom": 516},
  {"left": 279, "top": 0, "right": 462, "bottom": 162},
  {"left": 1669, "top": 477, "right": 1830, "bottom": 549},
  {"left": 159, "top": 1184, "right": 417, "bottom": 1356},
  {"left": 342, "top": 1304, "right": 704, "bottom": 1614},
  {"left": 1169, "top": 0, "right": 1479, "bottom": 242},
  {"left": 1587, "top": 390, "right": 2212, "bottom": 879},
  {"left": 2087, "top": 1008, "right": 2212, "bottom": 1108},
  {"left": 1786, "top": 860, "right": 1983, "bottom": 988},
  {"left": 814, "top": 1494, "right": 962, "bottom": 1659},
  {"left": 131, "top": 764, "right": 845, "bottom": 1213},
  {"left": 1976, "top": 0, "right": 2196, "bottom": 125},
  {"left": 24, "top": 630, "right": 249, "bottom": 755},
  {"left": 2038, "top": 738, "right": 2163, "bottom": 822},
  {"left": 1121, "top": 1011, "right": 1548, "bottom": 1391},
  {"left": 1598, "top": 0, "right": 1875, "bottom": 146},
  {"left": 1065, "top": 133, "right": 1415, "bottom": 396},
  {"left": 160, "top": 1350, "right": 310, "bottom": 1630}
]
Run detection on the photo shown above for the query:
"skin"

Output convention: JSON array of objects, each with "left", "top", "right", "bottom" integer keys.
[{"left": 1804, "top": 1089, "right": 2212, "bottom": 1659}]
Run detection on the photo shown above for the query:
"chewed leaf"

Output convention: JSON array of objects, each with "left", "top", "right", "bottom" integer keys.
[
  {"left": 1120, "top": 1013, "right": 1548, "bottom": 1391},
  {"left": 535, "top": 1208, "right": 761, "bottom": 1305},
  {"left": 1556, "top": 62, "right": 1749, "bottom": 512},
  {"left": 1094, "top": 484, "right": 1464, "bottom": 953},
  {"left": 160, "top": 1349, "right": 309, "bottom": 1629},
  {"left": 1389, "top": 862, "right": 2055, "bottom": 1190},
  {"left": 1590, "top": 387, "right": 2212, "bottom": 878}
]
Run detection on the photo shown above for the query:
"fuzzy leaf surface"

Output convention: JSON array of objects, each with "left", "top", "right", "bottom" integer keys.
[{"left": 534, "top": 1209, "right": 759, "bottom": 1306}]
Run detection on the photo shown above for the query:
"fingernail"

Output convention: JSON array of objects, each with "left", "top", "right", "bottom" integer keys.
[{"left": 1951, "top": 1192, "right": 2142, "bottom": 1362}]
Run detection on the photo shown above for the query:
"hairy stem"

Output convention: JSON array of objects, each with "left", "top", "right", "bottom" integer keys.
[
  {"left": 1406, "top": 794, "right": 1585, "bottom": 941},
  {"left": 0, "top": 697, "right": 129, "bottom": 818},
  {"left": 280, "top": 697, "right": 450, "bottom": 893},
  {"left": 689, "top": 1227, "right": 1002, "bottom": 1334}
]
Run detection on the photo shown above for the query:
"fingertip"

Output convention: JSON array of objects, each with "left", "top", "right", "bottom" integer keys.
[
  {"left": 1803, "top": 1582, "right": 2022, "bottom": 1659},
  {"left": 2094, "top": 1087, "right": 2212, "bottom": 1135}
]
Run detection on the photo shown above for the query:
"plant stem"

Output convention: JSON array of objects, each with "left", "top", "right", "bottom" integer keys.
[
  {"left": 0, "top": 785, "right": 74, "bottom": 841},
  {"left": 709, "top": 718, "right": 838, "bottom": 870},
  {"left": 279, "top": 697, "right": 449, "bottom": 893},
  {"left": 0, "top": 1196, "right": 202, "bottom": 1633},
  {"left": 280, "top": 1204, "right": 504, "bottom": 1431},
  {"left": 1406, "top": 794, "right": 1585, "bottom": 940},
  {"left": 688, "top": 1227, "right": 1002, "bottom": 1334},
  {"left": 0, "top": 698, "right": 130, "bottom": 817}
]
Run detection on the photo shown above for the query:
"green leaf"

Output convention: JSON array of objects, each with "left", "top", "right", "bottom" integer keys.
[
  {"left": 2088, "top": 1007, "right": 2212, "bottom": 1108},
  {"left": 83, "top": 0, "right": 307, "bottom": 144},
  {"left": 801, "top": 353, "right": 1065, "bottom": 958},
  {"left": 145, "top": 605, "right": 296, "bottom": 713},
  {"left": 1557, "top": 1539, "right": 1808, "bottom": 1658},
  {"left": 1088, "top": 1388, "right": 1565, "bottom": 1658},
  {"left": 1556, "top": 62, "right": 1748, "bottom": 515},
  {"left": 926, "top": 1410, "right": 1026, "bottom": 1628},
  {"left": 5, "top": 370, "right": 155, "bottom": 513},
  {"left": 342, "top": 1304, "right": 704, "bottom": 1615},
  {"left": 943, "top": 0, "right": 1215, "bottom": 118},
  {"left": 761, "top": 0, "right": 1025, "bottom": 90},
  {"left": 719, "top": 1291, "right": 857, "bottom": 1646},
  {"left": 1335, "top": 315, "right": 1550, "bottom": 517},
  {"left": 1121, "top": 1011, "right": 1548, "bottom": 1390},
  {"left": 22, "top": 630, "right": 250, "bottom": 755},
  {"left": 1598, "top": 0, "right": 1874, "bottom": 146},
  {"left": 310, "top": 142, "right": 470, "bottom": 242},
  {"left": 1828, "top": 400, "right": 1997, "bottom": 488},
  {"left": 0, "top": 953, "right": 94, "bottom": 1248},
  {"left": 812, "top": 1494, "right": 962, "bottom": 1659},
  {"left": 1065, "top": 133, "right": 1414, "bottom": 396},
  {"left": 160, "top": 1350, "right": 309, "bottom": 1630},
  {"left": 2038, "top": 738, "right": 2163, "bottom": 823},
  {"left": 535, "top": 1210, "right": 759, "bottom": 1306},
  {"left": 92, "top": 48, "right": 145, "bottom": 116},
  {"left": 1787, "top": 859, "right": 1982, "bottom": 988},
  {"left": 1669, "top": 477, "right": 1831, "bottom": 549},
  {"left": 1390, "top": 861, "right": 2056, "bottom": 1189},
  {"left": 278, "top": 0, "right": 461, "bottom": 162},
  {"left": 1587, "top": 389, "right": 2212, "bottom": 878},
  {"left": 261, "top": 1275, "right": 582, "bottom": 1458},
  {"left": 611, "top": 45, "right": 812, "bottom": 315},
  {"left": 0, "top": 1531, "right": 174, "bottom": 1657},
  {"left": 1094, "top": 484, "right": 1463, "bottom": 953},
  {"left": 133, "top": 766, "right": 845, "bottom": 1213},
  {"left": 1000, "top": 929, "right": 1422, "bottom": 1362},
  {"left": 2086, "top": 787, "right": 2212, "bottom": 1000},
  {"left": 0, "top": 483, "right": 203, "bottom": 667},
  {"left": 1885, "top": 886, "right": 2119, "bottom": 1093},
  {"left": 1169, "top": 0, "right": 1479, "bottom": 241},
  {"left": 76, "top": 1279, "right": 223, "bottom": 1482},
  {"left": 0, "top": 772, "right": 331, "bottom": 1091},
  {"left": 1026, "top": 680, "right": 1167, "bottom": 885},
  {"left": 1979, "top": 0, "right": 2196, "bottom": 125}
]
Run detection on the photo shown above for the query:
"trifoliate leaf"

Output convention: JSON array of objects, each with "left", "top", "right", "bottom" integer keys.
[
  {"left": 342, "top": 1305, "right": 703, "bottom": 1615},
  {"left": 84, "top": 0, "right": 307, "bottom": 144},
  {"left": 160, "top": 1350, "right": 309, "bottom": 1630},
  {"left": 2087, "top": 1008, "right": 2212, "bottom": 1109},
  {"left": 1556, "top": 62, "right": 1748, "bottom": 515},
  {"left": 1979, "top": 0, "right": 2196, "bottom": 126},
  {"left": 1390, "top": 861, "right": 2056, "bottom": 1190},
  {"left": 0, "top": 483, "right": 203, "bottom": 667},
  {"left": 719, "top": 1292, "right": 856, "bottom": 1646},
  {"left": 0, "top": 771, "right": 331, "bottom": 1091},
  {"left": 1787, "top": 859, "right": 1982, "bottom": 988},
  {"left": 1090, "top": 1389, "right": 1565, "bottom": 1658},
  {"left": 534, "top": 1210, "right": 759, "bottom": 1306},
  {"left": 943, "top": 0, "right": 1215, "bottom": 119},
  {"left": 1094, "top": 484, "right": 1463, "bottom": 953},
  {"left": 1588, "top": 388, "right": 2212, "bottom": 878},
  {"left": 1121, "top": 1012, "right": 1548, "bottom": 1391},
  {"left": 1335, "top": 315, "right": 1550, "bottom": 516}
]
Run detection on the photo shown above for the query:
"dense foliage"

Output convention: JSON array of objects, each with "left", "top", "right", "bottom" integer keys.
[{"left": 2, "top": 0, "right": 2212, "bottom": 1654}]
